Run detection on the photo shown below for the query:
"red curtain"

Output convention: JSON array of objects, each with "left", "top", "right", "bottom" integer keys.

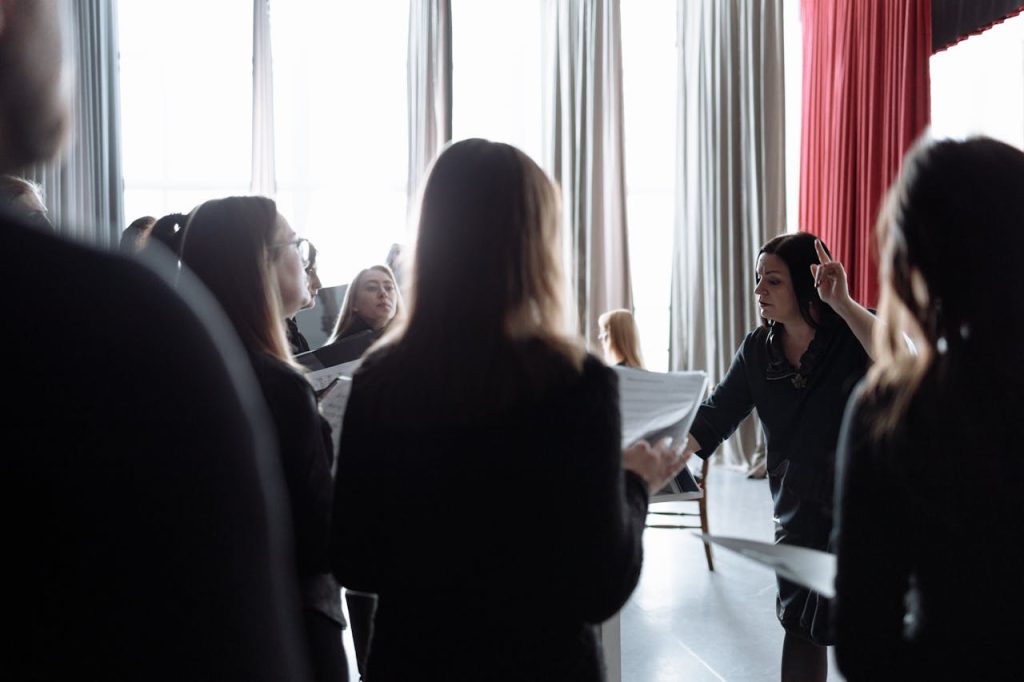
[{"left": 799, "top": 0, "right": 931, "bottom": 307}]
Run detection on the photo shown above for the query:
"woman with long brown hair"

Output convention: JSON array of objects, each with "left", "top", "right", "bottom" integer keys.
[
  {"left": 833, "top": 137, "right": 1024, "bottom": 680},
  {"left": 330, "top": 139, "right": 684, "bottom": 681},
  {"left": 179, "top": 196, "right": 347, "bottom": 682}
]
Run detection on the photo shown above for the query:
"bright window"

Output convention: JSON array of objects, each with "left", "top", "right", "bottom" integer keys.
[
  {"left": 621, "top": 0, "right": 676, "bottom": 372},
  {"left": 930, "top": 13, "right": 1024, "bottom": 149},
  {"left": 450, "top": 0, "right": 545, "bottom": 167},
  {"left": 118, "top": 0, "right": 252, "bottom": 227},
  {"left": 271, "top": 1, "right": 409, "bottom": 287}
]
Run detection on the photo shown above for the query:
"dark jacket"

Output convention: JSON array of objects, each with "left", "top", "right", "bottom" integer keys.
[
  {"left": 247, "top": 351, "right": 343, "bottom": 626},
  {"left": 331, "top": 342, "right": 648, "bottom": 681},
  {"left": 834, "top": 376, "right": 1024, "bottom": 680},
  {"left": 2, "top": 214, "right": 310, "bottom": 681}
]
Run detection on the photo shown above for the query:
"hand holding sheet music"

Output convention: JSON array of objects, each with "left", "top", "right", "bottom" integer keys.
[{"left": 612, "top": 367, "right": 708, "bottom": 450}]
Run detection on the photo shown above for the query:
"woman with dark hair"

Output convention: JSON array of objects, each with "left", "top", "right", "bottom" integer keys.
[
  {"left": 330, "top": 139, "right": 685, "bottom": 681},
  {"left": 147, "top": 212, "right": 190, "bottom": 256},
  {"left": 833, "top": 137, "right": 1024, "bottom": 680},
  {"left": 178, "top": 196, "right": 347, "bottom": 682},
  {"left": 681, "top": 231, "right": 877, "bottom": 681}
]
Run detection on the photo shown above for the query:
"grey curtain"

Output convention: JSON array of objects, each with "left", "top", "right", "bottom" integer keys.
[
  {"left": 27, "top": 0, "right": 123, "bottom": 246},
  {"left": 251, "top": 0, "right": 276, "bottom": 196},
  {"left": 544, "top": 0, "right": 632, "bottom": 345},
  {"left": 670, "top": 0, "right": 785, "bottom": 468},
  {"left": 407, "top": 0, "right": 452, "bottom": 204}
]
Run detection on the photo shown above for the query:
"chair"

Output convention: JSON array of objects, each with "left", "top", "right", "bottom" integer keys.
[{"left": 646, "top": 457, "right": 714, "bottom": 571}]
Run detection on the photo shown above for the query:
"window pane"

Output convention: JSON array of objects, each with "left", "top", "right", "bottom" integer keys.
[
  {"left": 621, "top": 0, "right": 676, "bottom": 372},
  {"left": 451, "top": 0, "right": 544, "bottom": 166},
  {"left": 119, "top": 0, "right": 252, "bottom": 223},
  {"left": 930, "top": 13, "right": 1024, "bottom": 149},
  {"left": 272, "top": 1, "right": 409, "bottom": 287}
]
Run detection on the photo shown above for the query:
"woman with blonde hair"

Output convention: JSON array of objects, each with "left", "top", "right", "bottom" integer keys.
[
  {"left": 833, "top": 137, "right": 1024, "bottom": 680},
  {"left": 179, "top": 196, "right": 347, "bottom": 682},
  {"left": 330, "top": 139, "right": 685, "bottom": 681},
  {"left": 598, "top": 309, "right": 644, "bottom": 368},
  {"left": 329, "top": 264, "right": 402, "bottom": 342}
]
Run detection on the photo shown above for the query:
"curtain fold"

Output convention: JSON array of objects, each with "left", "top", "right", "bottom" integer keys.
[
  {"left": 251, "top": 0, "right": 276, "bottom": 196},
  {"left": 670, "top": 0, "right": 785, "bottom": 468},
  {"left": 544, "top": 0, "right": 632, "bottom": 344},
  {"left": 407, "top": 0, "right": 452, "bottom": 206},
  {"left": 799, "top": 0, "right": 931, "bottom": 308},
  {"left": 27, "top": 0, "right": 123, "bottom": 246},
  {"left": 932, "top": 0, "right": 1024, "bottom": 52}
]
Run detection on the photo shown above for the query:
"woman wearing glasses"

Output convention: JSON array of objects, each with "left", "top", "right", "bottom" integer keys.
[
  {"left": 179, "top": 196, "right": 347, "bottom": 682},
  {"left": 286, "top": 239, "right": 320, "bottom": 355}
]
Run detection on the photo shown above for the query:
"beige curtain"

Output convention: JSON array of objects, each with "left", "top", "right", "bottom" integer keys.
[
  {"left": 544, "top": 0, "right": 632, "bottom": 345},
  {"left": 407, "top": 0, "right": 452, "bottom": 205},
  {"left": 251, "top": 0, "right": 276, "bottom": 196},
  {"left": 671, "top": 0, "right": 786, "bottom": 468},
  {"left": 27, "top": 0, "right": 124, "bottom": 246}
]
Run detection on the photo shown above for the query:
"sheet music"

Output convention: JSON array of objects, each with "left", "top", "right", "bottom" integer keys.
[
  {"left": 612, "top": 367, "right": 708, "bottom": 449},
  {"left": 700, "top": 534, "right": 837, "bottom": 598},
  {"left": 319, "top": 376, "right": 353, "bottom": 458},
  {"left": 306, "top": 359, "right": 362, "bottom": 391},
  {"left": 305, "top": 359, "right": 362, "bottom": 461}
]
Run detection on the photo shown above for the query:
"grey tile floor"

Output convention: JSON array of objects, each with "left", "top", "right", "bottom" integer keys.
[
  {"left": 620, "top": 465, "right": 843, "bottom": 682},
  {"left": 339, "top": 465, "right": 843, "bottom": 681}
]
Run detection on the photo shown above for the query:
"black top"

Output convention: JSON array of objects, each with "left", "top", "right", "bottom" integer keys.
[
  {"left": 690, "top": 317, "right": 869, "bottom": 533},
  {"left": 331, "top": 342, "right": 649, "bottom": 681},
  {"left": 1, "top": 215, "right": 310, "bottom": 681},
  {"left": 287, "top": 316, "right": 311, "bottom": 355},
  {"left": 298, "top": 315, "right": 378, "bottom": 370},
  {"left": 247, "top": 351, "right": 342, "bottom": 624},
  {"left": 833, "top": 377, "right": 1024, "bottom": 680}
]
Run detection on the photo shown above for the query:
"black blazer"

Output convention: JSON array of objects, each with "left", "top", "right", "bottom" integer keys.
[{"left": 331, "top": 342, "right": 648, "bottom": 681}]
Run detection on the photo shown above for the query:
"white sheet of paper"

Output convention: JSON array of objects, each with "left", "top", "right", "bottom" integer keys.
[
  {"left": 318, "top": 375, "right": 353, "bottom": 458},
  {"left": 612, "top": 367, "right": 708, "bottom": 449},
  {"left": 700, "top": 533, "right": 837, "bottom": 598},
  {"left": 305, "top": 358, "right": 362, "bottom": 464},
  {"left": 306, "top": 358, "right": 362, "bottom": 391}
]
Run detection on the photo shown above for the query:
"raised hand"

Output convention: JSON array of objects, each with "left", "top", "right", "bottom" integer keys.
[{"left": 809, "top": 238, "right": 851, "bottom": 309}]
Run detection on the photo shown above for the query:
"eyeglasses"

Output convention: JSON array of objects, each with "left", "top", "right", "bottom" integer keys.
[{"left": 273, "top": 237, "right": 313, "bottom": 268}]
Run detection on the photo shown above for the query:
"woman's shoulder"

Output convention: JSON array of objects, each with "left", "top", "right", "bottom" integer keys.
[{"left": 248, "top": 352, "right": 317, "bottom": 408}]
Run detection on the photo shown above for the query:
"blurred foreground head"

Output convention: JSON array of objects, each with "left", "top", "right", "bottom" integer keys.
[{"left": 0, "top": 0, "right": 69, "bottom": 173}]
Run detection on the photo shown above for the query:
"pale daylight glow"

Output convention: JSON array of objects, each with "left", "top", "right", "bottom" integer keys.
[{"left": 930, "top": 13, "right": 1024, "bottom": 150}]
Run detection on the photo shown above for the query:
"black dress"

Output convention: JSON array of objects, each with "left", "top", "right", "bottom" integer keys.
[
  {"left": 331, "top": 342, "right": 648, "bottom": 681},
  {"left": 1, "top": 214, "right": 310, "bottom": 680},
  {"left": 688, "top": 316, "right": 868, "bottom": 644},
  {"left": 833, "top": 377, "right": 1024, "bottom": 679}
]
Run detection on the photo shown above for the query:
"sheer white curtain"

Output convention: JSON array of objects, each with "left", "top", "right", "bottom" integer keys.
[
  {"left": 407, "top": 0, "right": 452, "bottom": 205},
  {"left": 671, "top": 0, "right": 786, "bottom": 468},
  {"left": 29, "top": 0, "right": 124, "bottom": 245},
  {"left": 544, "top": 0, "right": 632, "bottom": 344},
  {"left": 251, "top": 0, "right": 275, "bottom": 196},
  {"left": 270, "top": 2, "right": 408, "bottom": 287}
]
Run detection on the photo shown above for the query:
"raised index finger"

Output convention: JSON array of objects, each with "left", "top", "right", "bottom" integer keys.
[{"left": 814, "top": 239, "right": 832, "bottom": 265}]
